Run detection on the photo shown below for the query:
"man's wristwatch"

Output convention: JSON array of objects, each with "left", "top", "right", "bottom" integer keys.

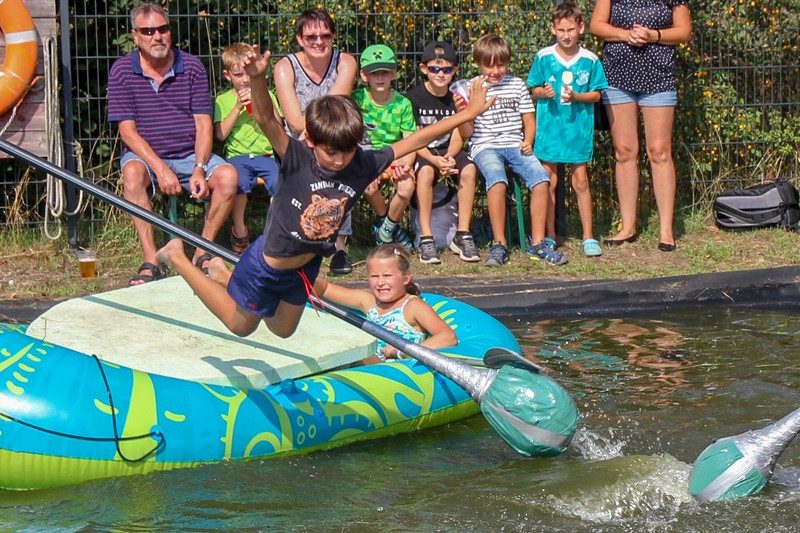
[{"left": 194, "top": 162, "right": 208, "bottom": 172}]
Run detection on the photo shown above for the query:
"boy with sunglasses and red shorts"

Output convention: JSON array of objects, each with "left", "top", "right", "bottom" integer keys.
[{"left": 405, "top": 42, "right": 480, "bottom": 264}]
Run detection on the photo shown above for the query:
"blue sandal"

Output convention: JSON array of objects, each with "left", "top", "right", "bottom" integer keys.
[{"left": 582, "top": 239, "right": 603, "bottom": 257}]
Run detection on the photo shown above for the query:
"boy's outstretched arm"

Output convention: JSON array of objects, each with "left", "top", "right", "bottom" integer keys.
[
  {"left": 242, "top": 47, "right": 289, "bottom": 159},
  {"left": 390, "top": 77, "right": 494, "bottom": 161}
]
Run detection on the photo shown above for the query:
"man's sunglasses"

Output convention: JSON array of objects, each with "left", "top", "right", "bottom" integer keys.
[
  {"left": 135, "top": 24, "right": 171, "bottom": 36},
  {"left": 427, "top": 66, "right": 455, "bottom": 74}
]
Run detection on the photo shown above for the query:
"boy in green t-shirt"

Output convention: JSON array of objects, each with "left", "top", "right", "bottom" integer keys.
[
  {"left": 214, "top": 43, "right": 284, "bottom": 254},
  {"left": 352, "top": 44, "right": 417, "bottom": 250}
]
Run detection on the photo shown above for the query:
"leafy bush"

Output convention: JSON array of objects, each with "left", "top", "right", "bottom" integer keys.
[{"left": 2, "top": 0, "right": 798, "bottom": 235}]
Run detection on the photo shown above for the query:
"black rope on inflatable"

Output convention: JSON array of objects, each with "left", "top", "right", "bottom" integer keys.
[{"left": 0, "top": 354, "right": 164, "bottom": 462}]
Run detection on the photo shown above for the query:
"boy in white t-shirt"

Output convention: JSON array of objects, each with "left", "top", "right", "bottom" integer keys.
[{"left": 457, "top": 34, "right": 565, "bottom": 266}]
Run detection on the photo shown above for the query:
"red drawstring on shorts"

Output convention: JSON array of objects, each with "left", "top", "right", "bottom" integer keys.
[{"left": 297, "top": 268, "right": 326, "bottom": 315}]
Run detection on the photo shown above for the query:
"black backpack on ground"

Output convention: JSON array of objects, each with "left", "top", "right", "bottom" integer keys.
[{"left": 713, "top": 178, "right": 800, "bottom": 231}]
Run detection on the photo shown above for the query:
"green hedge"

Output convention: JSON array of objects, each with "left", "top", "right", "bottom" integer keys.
[{"left": 1, "top": 0, "right": 798, "bottom": 234}]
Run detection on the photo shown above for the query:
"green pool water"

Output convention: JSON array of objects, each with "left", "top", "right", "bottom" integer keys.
[{"left": 2, "top": 307, "right": 799, "bottom": 530}]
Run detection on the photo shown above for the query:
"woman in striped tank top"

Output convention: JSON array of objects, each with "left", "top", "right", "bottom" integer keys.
[
  {"left": 273, "top": 8, "right": 358, "bottom": 273},
  {"left": 273, "top": 8, "right": 357, "bottom": 139}
]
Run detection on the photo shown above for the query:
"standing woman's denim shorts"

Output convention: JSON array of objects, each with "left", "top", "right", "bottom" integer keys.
[{"left": 602, "top": 87, "right": 677, "bottom": 107}]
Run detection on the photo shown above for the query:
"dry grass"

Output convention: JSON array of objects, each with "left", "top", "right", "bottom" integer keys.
[{"left": 0, "top": 212, "right": 797, "bottom": 302}]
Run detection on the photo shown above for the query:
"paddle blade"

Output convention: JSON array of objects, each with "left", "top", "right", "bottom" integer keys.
[
  {"left": 484, "top": 347, "right": 545, "bottom": 373},
  {"left": 688, "top": 437, "right": 769, "bottom": 502},
  {"left": 479, "top": 364, "right": 579, "bottom": 457}
]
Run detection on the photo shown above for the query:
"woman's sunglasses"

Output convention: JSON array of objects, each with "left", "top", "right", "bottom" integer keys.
[
  {"left": 135, "top": 24, "right": 171, "bottom": 36},
  {"left": 427, "top": 66, "right": 455, "bottom": 74}
]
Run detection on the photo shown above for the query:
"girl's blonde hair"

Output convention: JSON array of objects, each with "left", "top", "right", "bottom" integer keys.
[{"left": 367, "top": 244, "right": 421, "bottom": 296}]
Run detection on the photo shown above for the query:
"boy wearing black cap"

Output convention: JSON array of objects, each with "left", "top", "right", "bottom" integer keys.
[
  {"left": 406, "top": 42, "right": 480, "bottom": 264},
  {"left": 353, "top": 44, "right": 418, "bottom": 251}
]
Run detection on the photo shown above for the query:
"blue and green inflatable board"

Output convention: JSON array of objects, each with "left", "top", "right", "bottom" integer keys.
[{"left": 0, "top": 276, "right": 519, "bottom": 489}]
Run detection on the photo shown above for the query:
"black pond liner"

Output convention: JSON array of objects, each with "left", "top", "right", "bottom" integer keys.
[
  {"left": 2, "top": 266, "right": 799, "bottom": 324},
  {"left": 419, "top": 265, "right": 800, "bottom": 319}
]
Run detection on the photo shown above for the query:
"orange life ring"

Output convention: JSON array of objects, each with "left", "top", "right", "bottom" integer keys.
[{"left": 0, "top": 0, "right": 38, "bottom": 115}]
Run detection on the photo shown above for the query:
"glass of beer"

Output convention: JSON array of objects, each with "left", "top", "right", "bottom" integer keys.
[{"left": 78, "top": 249, "right": 97, "bottom": 279}]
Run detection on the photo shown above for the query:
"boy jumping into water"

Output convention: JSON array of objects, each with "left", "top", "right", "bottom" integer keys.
[{"left": 157, "top": 47, "right": 493, "bottom": 339}]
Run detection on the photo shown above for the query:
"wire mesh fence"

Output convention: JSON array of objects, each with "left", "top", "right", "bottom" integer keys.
[{"left": 1, "top": 0, "right": 798, "bottom": 241}]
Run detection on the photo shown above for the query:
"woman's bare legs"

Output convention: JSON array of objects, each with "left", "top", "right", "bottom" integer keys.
[
  {"left": 607, "top": 102, "right": 641, "bottom": 240},
  {"left": 642, "top": 105, "right": 677, "bottom": 246}
]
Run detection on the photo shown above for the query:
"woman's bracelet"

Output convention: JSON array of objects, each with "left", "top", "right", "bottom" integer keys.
[{"left": 655, "top": 29, "right": 662, "bottom": 44}]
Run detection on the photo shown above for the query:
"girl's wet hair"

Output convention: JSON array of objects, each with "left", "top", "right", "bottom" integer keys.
[{"left": 367, "top": 244, "right": 421, "bottom": 296}]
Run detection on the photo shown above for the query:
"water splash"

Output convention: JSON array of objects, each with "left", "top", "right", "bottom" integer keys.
[
  {"left": 571, "top": 426, "right": 628, "bottom": 461},
  {"left": 544, "top": 454, "right": 693, "bottom": 523}
]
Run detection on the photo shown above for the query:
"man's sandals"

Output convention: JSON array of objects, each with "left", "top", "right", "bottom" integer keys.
[
  {"left": 129, "top": 262, "right": 165, "bottom": 286},
  {"left": 230, "top": 228, "right": 250, "bottom": 255}
]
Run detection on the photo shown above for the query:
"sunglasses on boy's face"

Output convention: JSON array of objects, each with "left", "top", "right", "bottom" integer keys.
[
  {"left": 135, "top": 24, "right": 171, "bottom": 36},
  {"left": 426, "top": 66, "right": 455, "bottom": 74}
]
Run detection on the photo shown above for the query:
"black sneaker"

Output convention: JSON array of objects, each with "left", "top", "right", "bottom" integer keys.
[
  {"left": 329, "top": 250, "right": 352, "bottom": 275},
  {"left": 418, "top": 236, "right": 441, "bottom": 264},
  {"left": 450, "top": 232, "right": 480, "bottom": 262}
]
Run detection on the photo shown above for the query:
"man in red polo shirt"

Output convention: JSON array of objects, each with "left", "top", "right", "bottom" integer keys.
[{"left": 108, "top": 2, "right": 238, "bottom": 285}]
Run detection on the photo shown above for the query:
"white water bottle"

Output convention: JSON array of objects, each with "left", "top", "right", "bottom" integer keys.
[{"left": 560, "top": 71, "right": 574, "bottom": 105}]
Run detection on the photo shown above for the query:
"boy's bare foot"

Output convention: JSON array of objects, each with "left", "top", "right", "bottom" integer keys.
[
  {"left": 155, "top": 238, "right": 185, "bottom": 269},
  {"left": 207, "top": 257, "right": 232, "bottom": 286}
]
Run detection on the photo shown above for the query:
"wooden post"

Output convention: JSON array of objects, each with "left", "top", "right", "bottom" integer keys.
[{"left": 0, "top": 0, "right": 55, "bottom": 158}]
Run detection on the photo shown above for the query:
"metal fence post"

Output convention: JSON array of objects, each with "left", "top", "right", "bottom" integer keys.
[{"left": 59, "top": 0, "right": 78, "bottom": 248}]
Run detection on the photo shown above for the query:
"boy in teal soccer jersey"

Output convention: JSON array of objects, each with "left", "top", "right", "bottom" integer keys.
[
  {"left": 352, "top": 44, "right": 418, "bottom": 250},
  {"left": 214, "top": 43, "right": 284, "bottom": 254},
  {"left": 527, "top": 1, "right": 608, "bottom": 257}
]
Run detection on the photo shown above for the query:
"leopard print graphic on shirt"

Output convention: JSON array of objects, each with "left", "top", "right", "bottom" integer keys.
[{"left": 299, "top": 194, "right": 348, "bottom": 240}]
